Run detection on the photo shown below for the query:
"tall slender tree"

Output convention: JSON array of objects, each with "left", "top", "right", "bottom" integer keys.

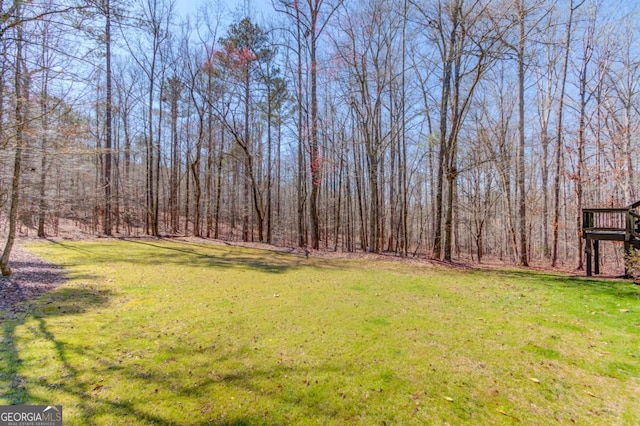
[
  {"left": 552, "top": 0, "right": 579, "bottom": 267},
  {"left": 0, "top": 0, "right": 26, "bottom": 276},
  {"left": 217, "top": 17, "right": 273, "bottom": 242}
]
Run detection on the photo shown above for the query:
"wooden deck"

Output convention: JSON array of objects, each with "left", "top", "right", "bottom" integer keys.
[{"left": 582, "top": 201, "right": 640, "bottom": 277}]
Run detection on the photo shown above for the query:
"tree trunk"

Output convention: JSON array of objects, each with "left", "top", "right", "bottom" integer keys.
[
  {"left": 266, "top": 79, "right": 273, "bottom": 244},
  {"left": 38, "top": 53, "right": 49, "bottom": 238},
  {"left": 242, "top": 66, "right": 251, "bottom": 242},
  {"left": 309, "top": 22, "right": 321, "bottom": 250},
  {"left": 1, "top": 7, "right": 26, "bottom": 276},
  {"left": 296, "top": 3, "right": 307, "bottom": 248},
  {"left": 367, "top": 153, "right": 379, "bottom": 253},
  {"left": 170, "top": 77, "right": 180, "bottom": 234},
  {"left": 432, "top": 3, "right": 458, "bottom": 260},
  {"left": 192, "top": 112, "right": 204, "bottom": 237},
  {"left": 214, "top": 124, "right": 224, "bottom": 240},
  {"left": 517, "top": 0, "right": 528, "bottom": 266},
  {"left": 575, "top": 13, "right": 593, "bottom": 270},
  {"left": 552, "top": 0, "right": 575, "bottom": 267},
  {"left": 104, "top": 0, "right": 113, "bottom": 236},
  {"left": 154, "top": 80, "right": 162, "bottom": 236}
]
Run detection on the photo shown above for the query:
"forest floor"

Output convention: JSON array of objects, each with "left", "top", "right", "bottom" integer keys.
[
  {"left": 3, "top": 217, "right": 631, "bottom": 277},
  {"left": 0, "top": 238, "right": 638, "bottom": 425},
  {"left": 5, "top": 226, "right": 633, "bottom": 272}
]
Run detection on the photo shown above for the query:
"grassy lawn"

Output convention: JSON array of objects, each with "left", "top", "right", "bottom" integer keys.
[{"left": 1, "top": 239, "right": 639, "bottom": 425}]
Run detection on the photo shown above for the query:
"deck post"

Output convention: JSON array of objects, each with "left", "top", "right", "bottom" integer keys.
[
  {"left": 594, "top": 240, "right": 600, "bottom": 275},
  {"left": 624, "top": 241, "right": 631, "bottom": 278},
  {"left": 586, "top": 237, "right": 592, "bottom": 277}
]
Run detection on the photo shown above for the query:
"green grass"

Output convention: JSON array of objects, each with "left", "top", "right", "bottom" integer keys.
[{"left": 1, "top": 239, "right": 639, "bottom": 425}]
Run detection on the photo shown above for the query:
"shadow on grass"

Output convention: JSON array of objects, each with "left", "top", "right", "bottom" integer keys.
[
  {"left": 45, "top": 238, "right": 340, "bottom": 276},
  {"left": 115, "top": 349, "right": 349, "bottom": 425},
  {"left": 44, "top": 238, "right": 96, "bottom": 255},
  {"left": 0, "top": 286, "right": 113, "bottom": 405},
  {"left": 1, "top": 285, "right": 246, "bottom": 425},
  {"left": 123, "top": 238, "right": 336, "bottom": 274},
  {"left": 0, "top": 241, "right": 338, "bottom": 426},
  {"left": 491, "top": 269, "right": 640, "bottom": 300}
]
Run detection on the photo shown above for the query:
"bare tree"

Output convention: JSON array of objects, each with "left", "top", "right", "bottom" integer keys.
[
  {"left": 104, "top": 0, "right": 113, "bottom": 236},
  {"left": 277, "top": 0, "right": 343, "bottom": 250},
  {"left": 334, "top": 0, "right": 402, "bottom": 252},
  {"left": 552, "top": 0, "right": 580, "bottom": 267},
  {"left": 122, "top": 0, "right": 174, "bottom": 236},
  {"left": 414, "top": 0, "right": 512, "bottom": 261},
  {"left": 571, "top": 4, "right": 596, "bottom": 270},
  {"left": 215, "top": 17, "right": 274, "bottom": 242},
  {"left": 0, "top": 0, "right": 27, "bottom": 276}
]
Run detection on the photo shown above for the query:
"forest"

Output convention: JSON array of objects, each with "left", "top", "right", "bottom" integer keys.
[{"left": 1, "top": 0, "right": 639, "bottom": 274}]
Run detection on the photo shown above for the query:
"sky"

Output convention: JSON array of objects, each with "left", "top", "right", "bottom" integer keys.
[{"left": 174, "top": 0, "right": 273, "bottom": 22}]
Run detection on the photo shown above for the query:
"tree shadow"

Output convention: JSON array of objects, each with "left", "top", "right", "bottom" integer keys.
[
  {"left": 45, "top": 238, "right": 341, "bottom": 275},
  {"left": 490, "top": 269, "right": 640, "bottom": 300},
  {"left": 2, "top": 241, "right": 349, "bottom": 424},
  {"left": 94, "top": 347, "right": 351, "bottom": 425},
  {"left": 1, "top": 292, "right": 354, "bottom": 424},
  {"left": 44, "top": 238, "right": 96, "bottom": 255},
  {"left": 0, "top": 253, "right": 69, "bottom": 317},
  {"left": 0, "top": 285, "right": 114, "bottom": 408},
  {"left": 6, "top": 240, "right": 639, "bottom": 424}
]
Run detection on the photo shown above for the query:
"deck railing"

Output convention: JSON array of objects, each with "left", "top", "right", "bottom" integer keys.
[
  {"left": 628, "top": 211, "right": 640, "bottom": 240},
  {"left": 582, "top": 208, "right": 629, "bottom": 234},
  {"left": 582, "top": 203, "right": 640, "bottom": 277}
]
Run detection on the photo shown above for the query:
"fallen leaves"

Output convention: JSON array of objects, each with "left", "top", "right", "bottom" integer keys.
[{"left": 0, "top": 247, "right": 67, "bottom": 317}]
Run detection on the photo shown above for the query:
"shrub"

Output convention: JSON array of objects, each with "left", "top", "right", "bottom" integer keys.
[{"left": 624, "top": 247, "right": 640, "bottom": 283}]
